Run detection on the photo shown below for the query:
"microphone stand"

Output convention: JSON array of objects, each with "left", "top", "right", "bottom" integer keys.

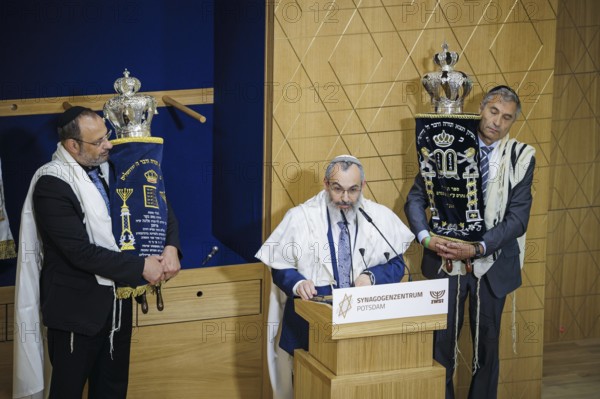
[
  {"left": 358, "top": 248, "right": 368, "bottom": 272},
  {"left": 358, "top": 207, "right": 412, "bottom": 282}
]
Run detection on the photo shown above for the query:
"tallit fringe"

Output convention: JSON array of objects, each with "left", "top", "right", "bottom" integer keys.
[
  {"left": 451, "top": 275, "right": 483, "bottom": 377},
  {"left": 512, "top": 291, "right": 517, "bottom": 354},
  {"left": 108, "top": 286, "right": 123, "bottom": 359},
  {"left": 472, "top": 277, "right": 481, "bottom": 375},
  {"left": 452, "top": 275, "right": 462, "bottom": 372},
  {"left": 116, "top": 284, "right": 153, "bottom": 299},
  {"left": 68, "top": 291, "right": 123, "bottom": 359}
]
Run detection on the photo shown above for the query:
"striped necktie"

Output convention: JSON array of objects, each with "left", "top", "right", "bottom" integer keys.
[
  {"left": 337, "top": 221, "right": 351, "bottom": 288},
  {"left": 88, "top": 168, "right": 110, "bottom": 212},
  {"left": 480, "top": 146, "right": 492, "bottom": 199}
]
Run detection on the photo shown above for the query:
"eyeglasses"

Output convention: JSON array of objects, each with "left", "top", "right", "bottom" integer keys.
[
  {"left": 329, "top": 183, "right": 361, "bottom": 197},
  {"left": 72, "top": 130, "right": 113, "bottom": 147}
]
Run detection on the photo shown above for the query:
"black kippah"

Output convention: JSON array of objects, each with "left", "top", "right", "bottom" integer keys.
[{"left": 57, "top": 106, "right": 91, "bottom": 128}]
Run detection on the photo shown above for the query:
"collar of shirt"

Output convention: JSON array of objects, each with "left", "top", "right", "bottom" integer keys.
[{"left": 478, "top": 136, "right": 499, "bottom": 152}]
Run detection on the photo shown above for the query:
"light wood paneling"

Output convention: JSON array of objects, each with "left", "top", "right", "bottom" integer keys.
[
  {"left": 294, "top": 349, "right": 446, "bottom": 399},
  {"left": 129, "top": 314, "right": 264, "bottom": 399},
  {"left": 293, "top": 299, "right": 446, "bottom": 398},
  {"left": 136, "top": 280, "right": 261, "bottom": 327},
  {"left": 295, "top": 300, "right": 446, "bottom": 377},
  {"left": 0, "top": 341, "right": 11, "bottom": 399},
  {"left": 266, "top": 1, "right": 556, "bottom": 397},
  {"left": 0, "top": 286, "right": 14, "bottom": 305},
  {"left": 128, "top": 264, "right": 267, "bottom": 399},
  {"left": 545, "top": 0, "right": 600, "bottom": 343},
  {"left": 0, "top": 287, "right": 14, "bottom": 399}
]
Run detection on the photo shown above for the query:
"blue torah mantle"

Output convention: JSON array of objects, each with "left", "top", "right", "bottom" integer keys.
[
  {"left": 109, "top": 137, "right": 168, "bottom": 297},
  {"left": 415, "top": 114, "right": 485, "bottom": 242}
]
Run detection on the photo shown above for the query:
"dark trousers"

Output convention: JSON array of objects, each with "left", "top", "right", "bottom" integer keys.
[
  {"left": 47, "top": 298, "right": 133, "bottom": 399},
  {"left": 434, "top": 274, "right": 506, "bottom": 399}
]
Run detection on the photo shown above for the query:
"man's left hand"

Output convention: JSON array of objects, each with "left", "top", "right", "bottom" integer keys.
[{"left": 161, "top": 245, "right": 181, "bottom": 280}]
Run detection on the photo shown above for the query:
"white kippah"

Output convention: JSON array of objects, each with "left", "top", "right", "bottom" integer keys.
[{"left": 331, "top": 154, "right": 362, "bottom": 166}]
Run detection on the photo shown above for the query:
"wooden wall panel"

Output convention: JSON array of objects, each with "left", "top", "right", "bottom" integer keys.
[
  {"left": 545, "top": 0, "right": 600, "bottom": 343},
  {"left": 0, "top": 287, "right": 14, "bottom": 399},
  {"left": 266, "top": 1, "right": 557, "bottom": 397}
]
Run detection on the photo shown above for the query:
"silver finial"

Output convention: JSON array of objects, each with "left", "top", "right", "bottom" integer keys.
[
  {"left": 421, "top": 42, "right": 472, "bottom": 114},
  {"left": 103, "top": 69, "right": 158, "bottom": 138}
]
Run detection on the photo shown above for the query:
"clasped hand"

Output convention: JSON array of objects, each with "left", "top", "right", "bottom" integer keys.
[
  {"left": 142, "top": 245, "right": 181, "bottom": 285},
  {"left": 429, "top": 236, "right": 476, "bottom": 260}
]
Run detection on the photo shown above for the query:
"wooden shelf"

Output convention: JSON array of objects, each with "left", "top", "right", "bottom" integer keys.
[{"left": 0, "top": 87, "right": 214, "bottom": 117}]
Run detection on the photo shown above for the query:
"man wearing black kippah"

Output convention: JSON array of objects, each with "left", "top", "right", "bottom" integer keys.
[
  {"left": 405, "top": 86, "right": 536, "bottom": 399},
  {"left": 13, "top": 107, "right": 181, "bottom": 399}
]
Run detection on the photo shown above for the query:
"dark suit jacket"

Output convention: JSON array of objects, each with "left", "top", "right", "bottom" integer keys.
[
  {"left": 404, "top": 157, "right": 535, "bottom": 298},
  {"left": 33, "top": 174, "right": 181, "bottom": 336}
]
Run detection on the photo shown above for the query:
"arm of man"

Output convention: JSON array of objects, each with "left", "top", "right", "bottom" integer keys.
[
  {"left": 404, "top": 173, "right": 431, "bottom": 236},
  {"left": 404, "top": 173, "right": 464, "bottom": 264},
  {"left": 356, "top": 254, "right": 405, "bottom": 286},
  {"left": 33, "top": 175, "right": 147, "bottom": 286},
  {"left": 271, "top": 268, "right": 317, "bottom": 300}
]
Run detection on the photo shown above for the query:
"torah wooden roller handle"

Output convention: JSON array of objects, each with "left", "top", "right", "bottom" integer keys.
[
  {"left": 465, "top": 258, "right": 473, "bottom": 274},
  {"left": 445, "top": 258, "right": 453, "bottom": 273},
  {"left": 156, "top": 285, "right": 164, "bottom": 311}
]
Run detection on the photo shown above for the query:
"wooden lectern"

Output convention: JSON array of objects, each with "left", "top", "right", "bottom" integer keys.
[{"left": 294, "top": 299, "right": 447, "bottom": 399}]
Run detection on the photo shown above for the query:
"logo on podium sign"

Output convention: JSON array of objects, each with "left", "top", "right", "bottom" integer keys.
[{"left": 430, "top": 290, "right": 446, "bottom": 304}]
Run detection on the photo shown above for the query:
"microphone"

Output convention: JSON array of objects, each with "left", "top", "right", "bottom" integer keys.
[
  {"left": 358, "top": 207, "right": 412, "bottom": 282},
  {"left": 340, "top": 209, "right": 355, "bottom": 287},
  {"left": 201, "top": 246, "right": 219, "bottom": 266},
  {"left": 384, "top": 252, "right": 390, "bottom": 262},
  {"left": 359, "top": 248, "right": 368, "bottom": 271}
]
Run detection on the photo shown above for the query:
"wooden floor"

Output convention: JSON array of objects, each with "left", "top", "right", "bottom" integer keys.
[{"left": 542, "top": 338, "right": 600, "bottom": 398}]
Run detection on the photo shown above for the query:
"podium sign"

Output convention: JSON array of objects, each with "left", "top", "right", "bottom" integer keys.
[{"left": 331, "top": 279, "right": 448, "bottom": 325}]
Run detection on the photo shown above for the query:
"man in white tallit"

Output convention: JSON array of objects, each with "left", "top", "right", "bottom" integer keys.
[
  {"left": 256, "top": 155, "right": 415, "bottom": 399},
  {"left": 405, "top": 86, "right": 536, "bottom": 399},
  {"left": 13, "top": 107, "right": 179, "bottom": 399}
]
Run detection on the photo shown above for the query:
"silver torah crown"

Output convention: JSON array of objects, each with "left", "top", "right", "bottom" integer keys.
[
  {"left": 103, "top": 69, "right": 158, "bottom": 138},
  {"left": 421, "top": 42, "right": 472, "bottom": 114}
]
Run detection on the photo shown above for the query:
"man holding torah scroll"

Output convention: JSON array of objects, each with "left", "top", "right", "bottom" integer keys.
[
  {"left": 14, "top": 105, "right": 181, "bottom": 399},
  {"left": 405, "top": 44, "right": 535, "bottom": 399}
]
